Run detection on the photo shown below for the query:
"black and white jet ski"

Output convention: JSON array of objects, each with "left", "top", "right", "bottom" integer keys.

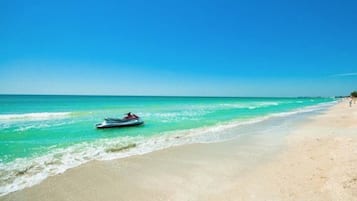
[{"left": 96, "top": 113, "right": 144, "bottom": 129}]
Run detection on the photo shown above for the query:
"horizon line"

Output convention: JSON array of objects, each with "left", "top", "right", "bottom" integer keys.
[{"left": 0, "top": 93, "right": 338, "bottom": 98}]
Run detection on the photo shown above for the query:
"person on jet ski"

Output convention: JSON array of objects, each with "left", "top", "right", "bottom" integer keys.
[{"left": 125, "top": 112, "right": 139, "bottom": 120}]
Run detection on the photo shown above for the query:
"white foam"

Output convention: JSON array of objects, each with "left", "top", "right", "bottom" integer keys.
[
  {"left": 13, "top": 121, "right": 71, "bottom": 132},
  {"left": 215, "top": 102, "right": 280, "bottom": 109},
  {"left": 271, "top": 101, "right": 336, "bottom": 118},
  {"left": 257, "top": 102, "right": 279, "bottom": 106},
  {"left": 0, "top": 112, "right": 71, "bottom": 122},
  {"left": 0, "top": 137, "right": 145, "bottom": 196},
  {"left": 141, "top": 110, "right": 210, "bottom": 122}
]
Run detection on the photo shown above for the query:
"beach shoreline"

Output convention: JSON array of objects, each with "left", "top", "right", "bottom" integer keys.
[{"left": 2, "top": 101, "right": 357, "bottom": 201}]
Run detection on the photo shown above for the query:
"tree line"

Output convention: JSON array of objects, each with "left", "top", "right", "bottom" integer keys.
[{"left": 351, "top": 91, "right": 357, "bottom": 97}]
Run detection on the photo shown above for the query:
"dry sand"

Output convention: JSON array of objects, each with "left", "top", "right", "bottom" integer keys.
[{"left": 2, "top": 101, "right": 357, "bottom": 201}]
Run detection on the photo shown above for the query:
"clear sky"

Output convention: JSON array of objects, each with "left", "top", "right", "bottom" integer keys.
[{"left": 1, "top": 0, "right": 356, "bottom": 97}]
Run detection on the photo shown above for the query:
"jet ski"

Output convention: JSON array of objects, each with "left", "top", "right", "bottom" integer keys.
[{"left": 96, "top": 116, "right": 144, "bottom": 129}]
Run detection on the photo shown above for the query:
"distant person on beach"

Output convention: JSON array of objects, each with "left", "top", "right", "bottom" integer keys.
[{"left": 349, "top": 97, "right": 353, "bottom": 107}]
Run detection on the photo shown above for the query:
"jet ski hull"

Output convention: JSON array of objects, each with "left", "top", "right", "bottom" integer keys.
[{"left": 96, "top": 118, "right": 144, "bottom": 129}]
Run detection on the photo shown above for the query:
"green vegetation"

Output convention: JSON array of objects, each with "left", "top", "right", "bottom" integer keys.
[{"left": 351, "top": 91, "right": 357, "bottom": 97}]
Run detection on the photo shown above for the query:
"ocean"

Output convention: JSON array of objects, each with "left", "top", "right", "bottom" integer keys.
[{"left": 0, "top": 95, "right": 336, "bottom": 195}]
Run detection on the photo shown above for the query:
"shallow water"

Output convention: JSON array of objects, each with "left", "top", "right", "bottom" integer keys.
[{"left": 0, "top": 95, "right": 335, "bottom": 195}]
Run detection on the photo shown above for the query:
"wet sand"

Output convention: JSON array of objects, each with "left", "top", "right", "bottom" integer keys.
[{"left": 2, "top": 101, "right": 357, "bottom": 201}]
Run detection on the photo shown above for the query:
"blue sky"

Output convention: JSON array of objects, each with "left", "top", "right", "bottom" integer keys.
[{"left": 0, "top": 0, "right": 356, "bottom": 96}]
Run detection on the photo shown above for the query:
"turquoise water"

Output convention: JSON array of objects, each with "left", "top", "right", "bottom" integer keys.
[{"left": 0, "top": 95, "right": 335, "bottom": 195}]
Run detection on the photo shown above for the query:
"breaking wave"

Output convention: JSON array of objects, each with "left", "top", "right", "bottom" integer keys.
[{"left": 0, "top": 112, "right": 72, "bottom": 122}]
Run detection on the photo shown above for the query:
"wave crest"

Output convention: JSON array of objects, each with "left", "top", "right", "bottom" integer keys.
[{"left": 0, "top": 112, "right": 71, "bottom": 122}]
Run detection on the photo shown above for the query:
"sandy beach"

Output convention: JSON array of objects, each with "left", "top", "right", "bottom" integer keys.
[{"left": 2, "top": 101, "right": 357, "bottom": 201}]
